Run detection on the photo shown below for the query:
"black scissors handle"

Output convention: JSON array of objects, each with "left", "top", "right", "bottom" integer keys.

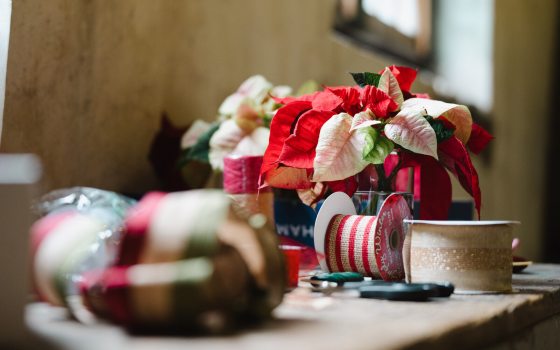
[{"left": 357, "top": 281, "right": 454, "bottom": 301}]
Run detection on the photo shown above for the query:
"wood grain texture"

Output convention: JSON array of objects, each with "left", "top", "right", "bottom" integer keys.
[{"left": 27, "top": 264, "right": 560, "bottom": 350}]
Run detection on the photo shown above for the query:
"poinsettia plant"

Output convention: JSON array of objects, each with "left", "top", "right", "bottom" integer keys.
[
  {"left": 179, "top": 75, "right": 319, "bottom": 174},
  {"left": 259, "top": 66, "right": 493, "bottom": 220},
  {"left": 178, "top": 75, "right": 289, "bottom": 172}
]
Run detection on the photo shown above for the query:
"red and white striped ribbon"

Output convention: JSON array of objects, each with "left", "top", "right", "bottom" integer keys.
[
  {"left": 315, "top": 193, "right": 413, "bottom": 281},
  {"left": 325, "top": 214, "right": 380, "bottom": 278}
]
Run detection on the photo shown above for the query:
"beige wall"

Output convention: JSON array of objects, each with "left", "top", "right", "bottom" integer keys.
[
  {"left": 0, "top": 0, "right": 557, "bottom": 259},
  {"left": 480, "top": 0, "right": 558, "bottom": 259},
  {"left": 1, "top": 0, "right": 389, "bottom": 194}
]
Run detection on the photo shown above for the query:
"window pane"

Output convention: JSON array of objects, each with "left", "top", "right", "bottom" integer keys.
[
  {"left": 362, "top": 0, "right": 420, "bottom": 38},
  {"left": 0, "top": 0, "right": 11, "bottom": 143},
  {"left": 433, "top": 0, "right": 494, "bottom": 112}
]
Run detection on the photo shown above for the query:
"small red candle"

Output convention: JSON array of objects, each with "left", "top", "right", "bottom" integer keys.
[{"left": 280, "top": 245, "right": 301, "bottom": 288}]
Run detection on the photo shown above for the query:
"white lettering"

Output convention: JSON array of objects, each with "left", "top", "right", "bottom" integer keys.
[
  {"left": 302, "top": 225, "right": 314, "bottom": 238},
  {"left": 290, "top": 225, "right": 301, "bottom": 237},
  {"left": 277, "top": 225, "right": 315, "bottom": 238},
  {"left": 276, "top": 225, "right": 290, "bottom": 236}
]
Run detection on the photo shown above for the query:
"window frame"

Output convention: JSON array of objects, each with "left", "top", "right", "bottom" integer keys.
[{"left": 334, "top": 0, "right": 433, "bottom": 67}]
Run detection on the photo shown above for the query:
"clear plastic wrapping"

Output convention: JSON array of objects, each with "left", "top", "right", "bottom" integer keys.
[{"left": 31, "top": 187, "right": 136, "bottom": 322}]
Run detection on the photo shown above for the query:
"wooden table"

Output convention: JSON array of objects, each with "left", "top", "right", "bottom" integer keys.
[{"left": 26, "top": 264, "right": 560, "bottom": 350}]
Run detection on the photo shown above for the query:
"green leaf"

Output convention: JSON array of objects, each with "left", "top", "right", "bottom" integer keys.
[
  {"left": 362, "top": 127, "right": 394, "bottom": 164},
  {"left": 426, "top": 115, "right": 455, "bottom": 143},
  {"left": 262, "top": 113, "right": 274, "bottom": 128},
  {"left": 178, "top": 123, "right": 220, "bottom": 166},
  {"left": 350, "top": 72, "right": 381, "bottom": 88}
]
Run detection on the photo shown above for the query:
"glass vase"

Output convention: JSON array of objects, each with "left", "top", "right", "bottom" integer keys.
[
  {"left": 352, "top": 190, "right": 414, "bottom": 216},
  {"left": 354, "top": 163, "right": 414, "bottom": 216}
]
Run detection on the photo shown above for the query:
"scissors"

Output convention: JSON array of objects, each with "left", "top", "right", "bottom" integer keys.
[{"left": 302, "top": 272, "right": 454, "bottom": 301}]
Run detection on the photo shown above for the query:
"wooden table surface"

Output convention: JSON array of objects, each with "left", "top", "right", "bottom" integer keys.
[{"left": 27, "top": 264, "right": 560, "bottom": 350}]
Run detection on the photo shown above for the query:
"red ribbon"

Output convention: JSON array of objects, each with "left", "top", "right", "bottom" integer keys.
[{"left": 223, "top": 155, "right": 270, "bottom": 194}]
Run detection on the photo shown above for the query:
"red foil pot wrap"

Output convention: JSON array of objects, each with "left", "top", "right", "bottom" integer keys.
[
  {"left": 223, "top": 155, "right": 274, "bottom": 224},
  {"left": 223, "top": 155, "right": 271, "bottom": 194}
]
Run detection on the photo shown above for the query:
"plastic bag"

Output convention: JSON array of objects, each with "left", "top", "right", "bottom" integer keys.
[{"left": 30, "top": 187, "right": 136, "bottom": 322}]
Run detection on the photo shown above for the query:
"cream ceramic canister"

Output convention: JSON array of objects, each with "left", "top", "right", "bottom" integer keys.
[{"left": 403, "top": 220, "right": 519, "bottom": 294}]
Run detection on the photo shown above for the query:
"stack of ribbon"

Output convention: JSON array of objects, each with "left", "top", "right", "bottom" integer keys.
[{"left": 31, "top": 189, "right": 284, "bottom": 332}]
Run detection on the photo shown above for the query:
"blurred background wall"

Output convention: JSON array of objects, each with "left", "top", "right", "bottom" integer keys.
[{"left": 0, "top": 0, "right": 558, "bottom": 261}]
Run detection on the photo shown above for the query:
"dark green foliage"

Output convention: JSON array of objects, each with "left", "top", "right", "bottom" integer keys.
[
  {"left": 350, "top": 72, "right": 381, "bottom": 87},
  {"left": 426, "top": 115, "right": 455, "bottom": 143},
  {"left": 178, "top": 123, "right": 220, "bottom": 166}
]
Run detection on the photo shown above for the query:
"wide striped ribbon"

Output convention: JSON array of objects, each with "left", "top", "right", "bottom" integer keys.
[
  {"left": 325, "top": 214, "right": 380, "bottom": 278},
  {"left": 323, "top": 192, "right": 411, "bottom": 281},
  {"left": 80, "top": 246, "right": 252, "bottom": 328}
]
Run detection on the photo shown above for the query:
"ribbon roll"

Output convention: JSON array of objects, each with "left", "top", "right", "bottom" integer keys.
[
  {"left": 30, "top": 189, "right": 285, "bottom": 330},
  {"left": 119, "top": 190, "right": 272, "bottom": 289},
  {"left": 314, "top": 192, "right": 412, "bottom": 281},
  {"left": 80, "top": 245, "right": 252, "bottom": 328},
  {"left": 223, "top": 155, "right": 269, "bottom": 194},
  {"left": 404, "top": 220, "right": 519, "bottom": 293},
  {"left": 223, "top": 155, "right": 274, "bottom": 223},
  {"left": 116, "top": 190, "right": 284, "bottom": 323}
]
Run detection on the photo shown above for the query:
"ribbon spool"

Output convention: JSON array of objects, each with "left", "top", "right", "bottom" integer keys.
[
  {"left": 108, "top": 189, "right": 284, "bottom": 326},
  {"left": 223, "top": 155, "right": 274, "bottom": 223},
  {"left": 223, "top": 155, "right": 268, "bottom": 194},
  {"left": 80, "top": 245, "right": 252, "bottom": 328},
  {"left": 314, "top": 192, "right": 412, "bottom": 281},
  {"left": 404, "top": 220, "right": 519, "bottom": 293}
]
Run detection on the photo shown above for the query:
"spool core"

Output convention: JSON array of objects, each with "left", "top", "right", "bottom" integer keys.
[{"left": 389, "top": 229, "right": 399, "bottom": 251}]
